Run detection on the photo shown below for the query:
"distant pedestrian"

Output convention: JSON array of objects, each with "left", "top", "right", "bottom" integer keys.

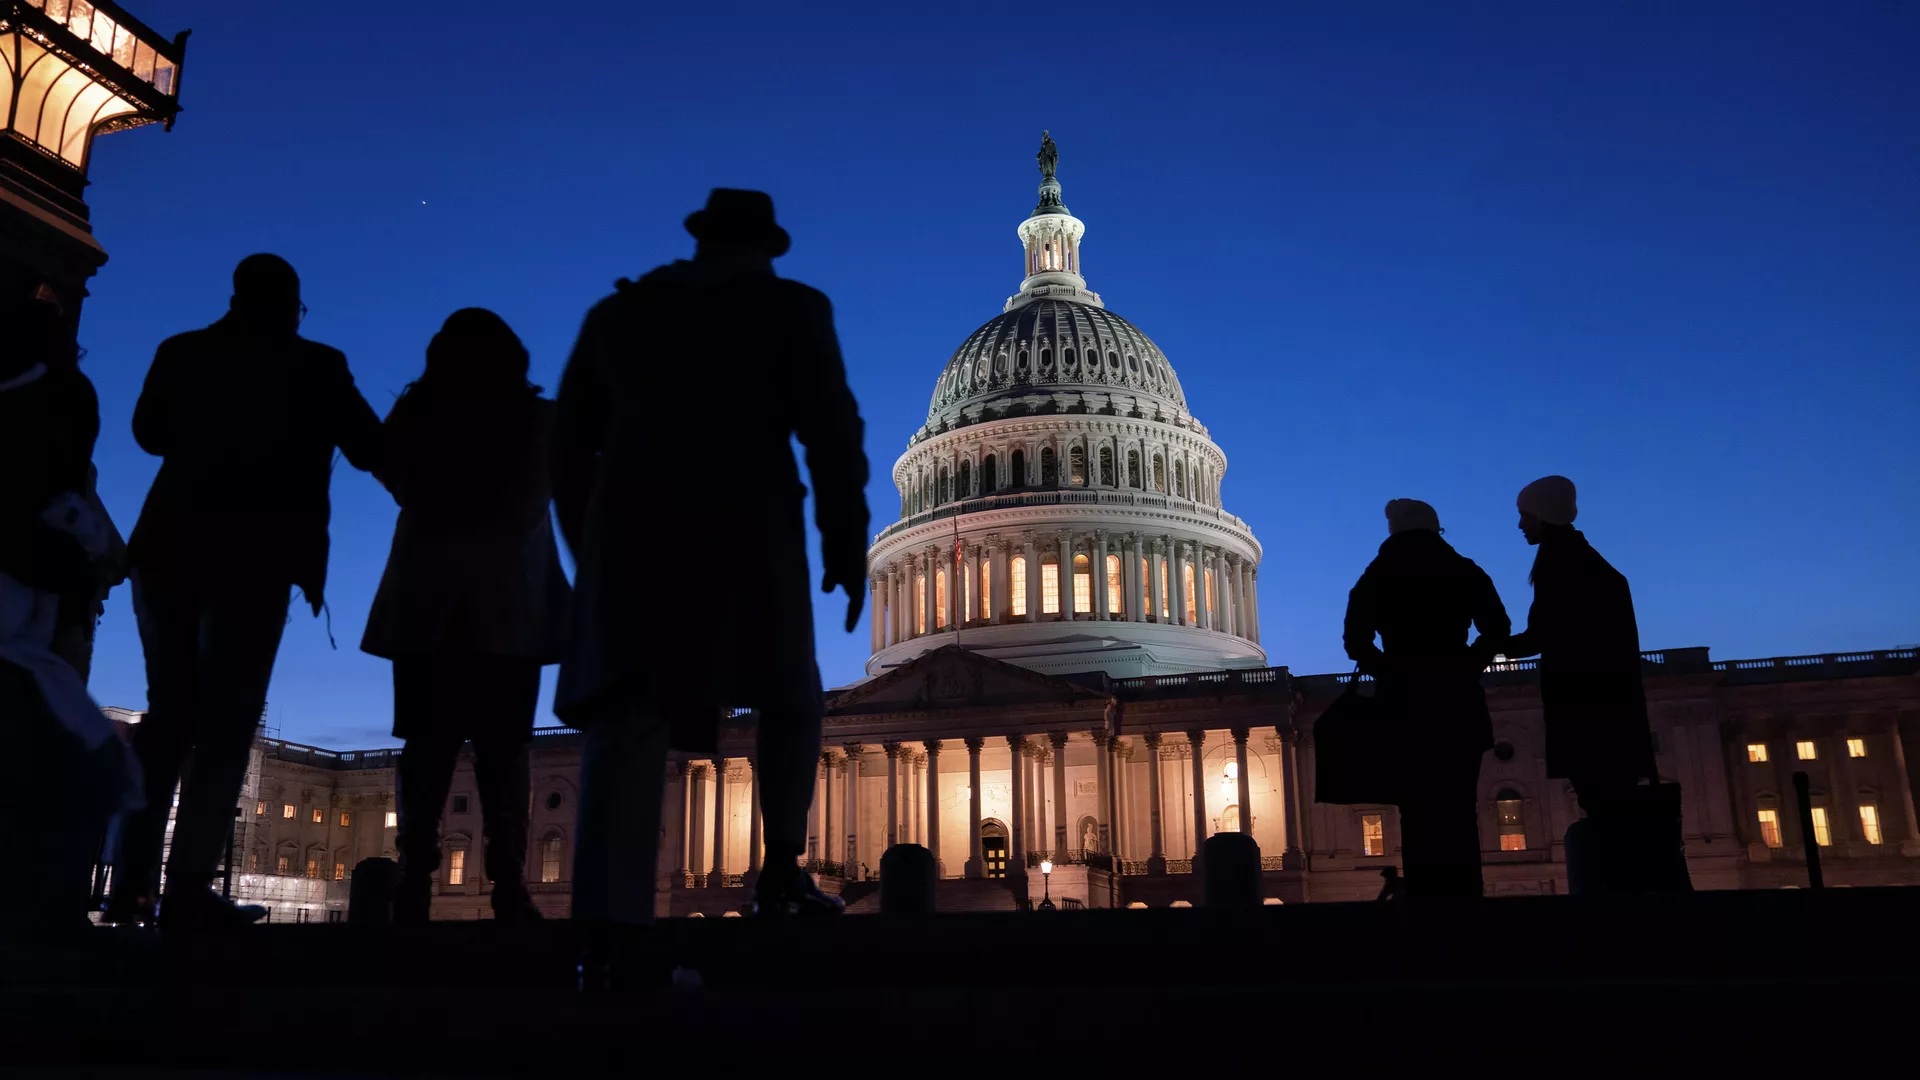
[
  {"left": 554, "top": 189, "right": 869, "bottom": 964},
  {"left": 362, "top": 308, "right": 571, "bottom": 925},
  {"left": 1343, "top": 499, "right": 1511, "bottom": 899},
  {"left": 108, "top": 255, "right": 383, "bottom": 929},
  {"left": 1505, "top": 476, "right": 1670, "bottom": 890}
]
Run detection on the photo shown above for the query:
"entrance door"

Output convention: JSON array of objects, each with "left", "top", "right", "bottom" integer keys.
[{"left": 981, "top": 821, "right": 1009, "bottom": 879}]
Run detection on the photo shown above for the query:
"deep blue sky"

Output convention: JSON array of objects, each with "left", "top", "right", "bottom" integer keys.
[{"left": 74, "top": 3, "right": 1918, "bottom": 749}]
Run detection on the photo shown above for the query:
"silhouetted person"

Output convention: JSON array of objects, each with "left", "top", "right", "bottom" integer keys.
[
  {"left": 1344, "top": 499, "right": 1510, "bottom": 899},
  {"left": 554, "top": 189, "right": 869, "bottom": 946},
  {"left": 361, "top": 309, "right": 570, "bottom": 925},
  {"left": 1505, "top": 476, "right": 1658, "bottom": 881},
  {"left": 108, "top": 255, "right": 383, "bottom": 929},
  {"left": 0, "top": 289, "right": 139, "bottom": 932}
]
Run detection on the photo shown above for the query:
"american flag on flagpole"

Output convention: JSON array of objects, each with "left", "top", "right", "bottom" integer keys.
[{"left": 953, "top": 517, "right": 964, "bottom": 639}]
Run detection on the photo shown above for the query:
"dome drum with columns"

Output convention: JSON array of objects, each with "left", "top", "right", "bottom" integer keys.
[{"left": 866, "top": 136, "right": 1266, "bottom": 680}]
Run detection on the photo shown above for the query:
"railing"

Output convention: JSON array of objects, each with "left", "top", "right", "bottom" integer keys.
[
  {"left": 1302, "top": 648, "right": 1918, "bottom": 685},
  {"left": 804, "top": 860, "right": 845, "bottom": 879},
  {"left": 1059, "top": 897, "right": 1086, "bottom": 911},
  {"left": 1112, "top": 667, "right": 1289, "bottom": 695},
  {"left": 1715, "top": 649, "right": 1916, "bottom": 671},
  {"left": 1118, "top": 860, "right": 1150, "bottom": 876},
  {"left": 873, "top": 489, "right": 1255, "bottom": 545},
  {"left": 721, "top": 874, "right": 745, "bottom": 888},
  {"left": 1165, "top": 859, "right": 1194, "bottom": 875},
  {"left": 1259, "top": 856, "right": 1286, "bottom": 870}
]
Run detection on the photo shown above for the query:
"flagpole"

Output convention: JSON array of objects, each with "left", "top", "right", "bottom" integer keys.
[{"left": 952, "top": 515, "right": 963, "bottom": 645}]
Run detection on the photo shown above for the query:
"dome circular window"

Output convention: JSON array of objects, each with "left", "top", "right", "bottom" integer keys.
[
  {"left": 1063, "top": 347, "right": 1076, "bottom": 371},
  {"left": 1017, "top": 349, "right": 1029, "bottom": 372},
  {"left": 1039, "top": 348, "right": 1052, "bottom": 371},
  {"left": 1127, "top": 354, "right": 1139, "bottom": 373},
  {"left": 1108, "top": 351, "right": 1120, "bottom": 370}
]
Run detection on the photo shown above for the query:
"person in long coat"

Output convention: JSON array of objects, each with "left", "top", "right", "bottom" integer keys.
[
  {"left": 1505, "top": 476, "right": 1659, "bottom": 861},
  {"left": 361, "top": 309, "right": 570, "bottom": 924},
  {"left": 1343, "top": 499, "right": 1511, "bottom": 899},
  {"left": 553, "top": 189, "right": 869, "bottom": 943},
  {"left": 111, "top": 254, "right": 383, "bottom": 930}
]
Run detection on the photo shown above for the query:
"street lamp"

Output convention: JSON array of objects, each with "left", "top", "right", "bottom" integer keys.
[{"left": 1036, "top": 859, "right": 1055, "bottom": 911}]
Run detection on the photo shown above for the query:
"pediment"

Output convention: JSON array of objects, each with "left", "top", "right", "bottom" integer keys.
[{"left": 829, "top": 645, "right": 1112, "bottom": 716}]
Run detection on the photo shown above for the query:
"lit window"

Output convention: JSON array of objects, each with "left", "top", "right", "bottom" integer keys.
[
  {"left": 283, "top": 804, "right": 295, "bottom": 819},
  {"left": 1159, "top": 561, "right": 1169, "bottom": 619},
  {"left": 1796, "top": 741, "right": 1817, "bottom": 760},
  {"left": 448, "top": 849, "right": 466, "bottom": 886},
  {"left": 1140, "top": 557, "right": 1149, "bottom": 615},
  {"left": 980, "top": 561, "right": 992, "bottom": 620},
  {"left": 247, "top": 852, "right": 259, "bottom": 872},
  {"left": 1810, "top": 807, "right": 1832, "bottom": 847},
  {"left": 305, "top": 859, "right": 320, "bottom": 879},
  {"left": 384, "top": 811, "right": 397, "bottom": 828},
  {"left": 333, "top": 862, "right": 345, "bottom": 881},
  {"left": 1496, "top": 790, "right": 1526, "bottom": 851},
  {"left": 1362, "top": 814, "right": 1385, "bottom": 857},
  {"left": 962, "top": 564, "right": 972, "bottom": 624},
  {"left": 1205, "top": 570, "right": 1214, "bottom": 622},
  {"left": 1073, "top": 554, "right": 1091, "bottom": 614},
  {"left": 1747, "top": 744, "right": 1768, "bottom": 763},
  {"left": 1860, "top": 805, "right": 1883, "bottom": 845},
  {"left": 915, "top": 573, "right": 926, "bottom": 634},
  {"left": 1011, "top": 556, "right": 1027, "bottom": 617},
  {"left": 1183, "top": 564, "right": 1197, "bottom": 623},
  {"left": 1848, "top": 738, "right": 1866, "bottom": 758},
  {"left": 311, "top": 808, "right": 323, "bottom": 824},
  {"left": 1041, "top": 560, "right": 1059, "bottom": 614},
  {"left": 452, "top": 795, "right": 469, "bottom": 814},
  {"left": 277, "top": 855, "right": 290, "bottom": 874},
  {"left": 541, "top": 837, "right": 564, "bottom": 884},
  {"left": 935, "top": 568, "right": 947, "bottom": 629},
  {"left": 255, "top": 800, "right": 266, "bottom": 816},
  {"left": 1757, "top": 809, "right": 1783, "bottom": 848},
  {"left": 339, "top": 812, "right": 351, "bottom": 828},
  {"left": 1106, "top": 554, "right": 1123, "bottom": 614}
]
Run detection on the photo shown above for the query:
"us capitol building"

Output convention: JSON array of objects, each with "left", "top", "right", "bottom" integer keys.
[{"left": 103, "top": 139, "right": 1920, "bottom": 922}]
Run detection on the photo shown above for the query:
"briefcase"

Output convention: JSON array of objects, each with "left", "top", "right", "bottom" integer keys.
[{"left": 1313, "top": 669, "right": 1404, "bottom": 805}]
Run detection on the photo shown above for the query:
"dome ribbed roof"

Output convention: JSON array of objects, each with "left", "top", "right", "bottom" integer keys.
[{"left": 922, "top": 300, "right": 1188, "bottom": 430}]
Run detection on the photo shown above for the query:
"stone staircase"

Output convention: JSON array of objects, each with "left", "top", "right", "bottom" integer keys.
[{"left": 842, "top": 877, "right": 1022, "bottom": 914}]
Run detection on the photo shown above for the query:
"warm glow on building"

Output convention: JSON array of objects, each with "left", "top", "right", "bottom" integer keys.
[
  {"left": 1848, "top": 738, "right": 1866, "bottom": 758},
  {"left": 3, "top": 1, "right": 182, "bottom": 168},
  {"left": 1747, "top": 743, "right": 1768, "bottom": 763},
  {"left": 1859, "top": 805, "right": 1883, "bottom": 846},
  {"left": 1810, "top": 807, "right": 1832, "bottom": 847},
  {"left": 1758, "top": 809, "right": 1782, "bottom": 848},
  {"left": 1796, "top": 740, "right": 1817, "bottom": 760}
]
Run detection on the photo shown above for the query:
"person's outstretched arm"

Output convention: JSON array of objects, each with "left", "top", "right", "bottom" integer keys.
[
  {"left": 131, "top": 338, "right": 184, "bottom": 457},
  {"left": 1469, "top": 564, "right": 1513, "bottom": 668},
  {"left": 320, "top": 348, "right": 383, "bottom": 476},
  {"left": 551, "top": 306, "right": 611, "bottom": 559},
  {"left": 791, "top": 289, "right": 870, "bottom": 633},
  {"left": 1342, "top": 569, "right": 1389, "bottom": 675}
]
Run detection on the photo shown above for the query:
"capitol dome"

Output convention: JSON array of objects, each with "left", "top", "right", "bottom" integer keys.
[{"left": 865, "top": 134, "right": 1265, "bottom": 679}]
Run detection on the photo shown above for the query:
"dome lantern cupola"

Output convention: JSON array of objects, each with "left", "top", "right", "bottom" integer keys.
[{"left": 1008, "top": 131, "right": 1103, "bottom": 312}]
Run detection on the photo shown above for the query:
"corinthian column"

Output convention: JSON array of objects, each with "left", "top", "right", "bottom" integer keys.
[
  {"left": 965, "top": 737, "right": 985, "bottom": 878},
  {"left": 1094, "top": 530, "right": 1112, "bottom": 620},
  {"left": 1186, "top": 731, "right": 1208, "bottom": 866},
  {"left": 1007, "top": 735, "right": 1029, "bottom": 894},
  {"left": 1050, "top": 732, "right": 1070, "bottom": 857},
  {"left": 924, "top": 740, "right": 944, "bottom": 877},
  {"left": 1058, "top": 532, "right": 1076, "bottom": 620},
  {"left": 1149, "top": 538, "right": 1167, "bottom": 623},
  {"left": 883, "top": 742, "right": 901, "bottom": 847},
  {"left": 1022, "top": 532, "right": 1040, "bottom": 623},
  {"left": 1169, "top": 539, "right": 1187, "bottom": 626},
  {"left": 1144, "top": 733, "right": 1167, "bottom": 875}
]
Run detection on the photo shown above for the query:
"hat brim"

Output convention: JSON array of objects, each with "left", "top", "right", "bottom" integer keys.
[{"left": 684, "top": 211, "right": 791, "bottom": 258}]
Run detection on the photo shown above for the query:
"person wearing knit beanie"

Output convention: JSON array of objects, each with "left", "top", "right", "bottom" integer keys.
[
  {"left": 1385, "top": 498, "right": 1442, "bottom": 536},
  {"left": 1516, "top": 475, "right": 1577, "bottom": 540}
]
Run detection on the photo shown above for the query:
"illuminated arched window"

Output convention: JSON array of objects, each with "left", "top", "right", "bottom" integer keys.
[
  {"left": 980, "top": 560, "right": 992, "bottom": 620},
  {"left": 916, "top": 573, "right": 926, "bottom": 634},
  {"left": 541, "top": 833, "right": 565, "bottom": 883},
  {"left": 1204, "top": 569, "right": 1215, "bottom": 623},
  {"left": 1152, "top": 455, "right": 1166, "bottom": 493},
  {"left": 1106, "top": 554, "right": 1123, "bottom": 614},
  {"left": 1011, "top": 449, "right": 1027, "bottom": 487},
  {"left": 1496, "top": 789, "right": 1526, "bottom": 851},
  {"left": 1040, "top": 446, "right": 1058, "bottom": 487},
  {"left": 982, "top": 454, "right": 998, "bottom": 492},
  {"left": 1099, "top": 446, "right": 1115, "bottom": 487},
  {"left": 1183, "top": 563, "right": 1197, "bottom": 623},
  {"left": 1140, "top": 557, "right": 1150, "bottom": 616},
  {"left": 936, "top": 569, "right": 948, "bottom": 630},
  {"left": 1040, "top": 555, "right": 1060, "bottom": 615},
  {"left": 1010, "top": 556, "right": 1028, "bottom": 617},
  {"left": 1127, "top": 449, "right": 1141, "bottom": 488},
  {"left": 1072, "top": 554, "right": 1092, "bottom": 614},
  {"left": 1069, "top": 445, "right": 1086, "bottom": 485},
  {"left": 959, "top": 459, "right": 972, "bottom": 497},
  {"left": 1159, "top": 559, "right": 1170, "bottom": 620}
]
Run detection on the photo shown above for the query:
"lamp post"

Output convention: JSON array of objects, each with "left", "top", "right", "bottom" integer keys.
[{"left": 1037, "top": 858, "right": 1055, "bottom": 911}]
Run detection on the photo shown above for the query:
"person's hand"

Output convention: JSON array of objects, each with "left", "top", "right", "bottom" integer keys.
[
  {"left": 817, "top": 538, "right": 864, "bottom": 630},
  {"left": 822, "top": 571, "right": 865, "bottom": 633}
]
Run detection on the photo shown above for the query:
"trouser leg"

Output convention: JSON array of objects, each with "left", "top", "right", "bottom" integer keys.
[
  {"left": 754, "top": 698, "right": 825, "bottom": 860},
  {"left": 165, "top": 582, "right": 288, "bottom": 886},
  {"left": 475, "top": 734, "right": 533, "bottom": 897},
  {"left": 1399, "top": 748, "right": 1485, "bottom": 899},
  {"left": 115, "top": 575, "right": 201, "bottom": 904},
  {"left": 573, "top": 708, "right": 670, "bottom": 926},
  {"left": 396, "top": 735, "right": 462, "bottom": 882}
]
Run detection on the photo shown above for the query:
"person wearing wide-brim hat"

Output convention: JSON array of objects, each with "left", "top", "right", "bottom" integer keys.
[{"left": 553, "top": 188, "right": 869, "bottom": 974}]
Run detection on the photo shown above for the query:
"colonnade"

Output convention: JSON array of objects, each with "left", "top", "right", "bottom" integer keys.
[
  {"left": 667, "top": 724, "right": 1305, "bottom": 887},
  {"left": 902, "top": 427, "right": 1224, "bottom": 517},
  {"left": 870, "top": 531, "right": 1259, "bottom": 651}
]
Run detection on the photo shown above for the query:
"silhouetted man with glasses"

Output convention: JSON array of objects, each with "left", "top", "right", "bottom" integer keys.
[{"left": 108, "top": 254, "right": 383, "bottom": 929}]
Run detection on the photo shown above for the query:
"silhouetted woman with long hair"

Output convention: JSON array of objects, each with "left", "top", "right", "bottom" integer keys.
[{"left": 362, "top": 309, "right": 570, "bottom": 924}]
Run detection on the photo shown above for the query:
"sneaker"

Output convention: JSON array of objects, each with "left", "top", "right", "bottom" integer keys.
[
  {"left": 746, "top": 868, "right": 845, "bottom": 918},
  {"left": 158, "top": 887, "right": 267, "bottom": 931}
]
